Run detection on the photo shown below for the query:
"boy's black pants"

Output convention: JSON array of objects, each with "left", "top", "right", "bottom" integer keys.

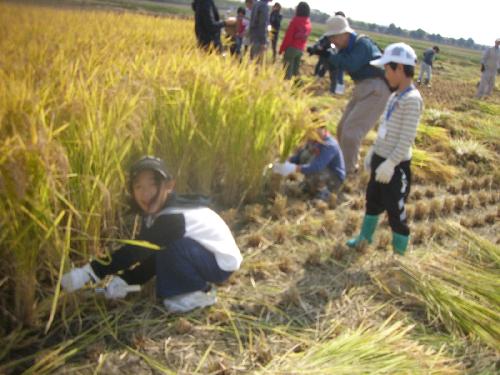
[{"left": 366, "top": 153, "right": 411, "bottom": 236}]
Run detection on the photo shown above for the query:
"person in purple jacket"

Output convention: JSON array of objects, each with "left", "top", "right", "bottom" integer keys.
[{"left": 273, "top": 120, "right": 346, "bottom": 201}]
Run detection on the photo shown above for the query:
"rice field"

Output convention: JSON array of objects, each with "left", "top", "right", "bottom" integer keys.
[{"left": 1, "top": 2, "right": 499, "bottom": 374}]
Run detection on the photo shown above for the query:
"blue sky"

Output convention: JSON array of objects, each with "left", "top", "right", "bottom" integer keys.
[{"left": 274, "top": 0, "right": 499, "bottom": 46}]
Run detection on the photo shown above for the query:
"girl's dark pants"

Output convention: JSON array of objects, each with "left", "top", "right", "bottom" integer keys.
[
  {"left": 366, "top": 153, "right": 411, "bottom": 236},
  {"left": 91, "top": 238, "right": 232, "bottom": 298}
]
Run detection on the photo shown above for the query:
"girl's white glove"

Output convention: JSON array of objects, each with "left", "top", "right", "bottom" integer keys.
[
  {"left": 61, "top": 263, "right": 100, "bottom": 292},
  {"left": 272, "top": 161, "right": 297, "bottom": 177},
  {"left": 105, "top": 276, "right": 132, "bottom": 299},
  {"left": 375, "top": 159, "right": 396, "bottom": 184}
]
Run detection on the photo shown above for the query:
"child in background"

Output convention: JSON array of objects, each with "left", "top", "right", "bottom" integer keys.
[
  {"left": 235, "top": 7, "right": 248, "bottom": 57},
  {"left": 279, "top": 2, "right": 311, "bottom": 80},
  {"left": 62, "top": 156, "right": 242, "bottom": 313},
  {"left": 347, "top": 43, "right": 423, "bottom": 255},
  {"left": 273, "top": 109, "right": 345, "bottom": 201}
]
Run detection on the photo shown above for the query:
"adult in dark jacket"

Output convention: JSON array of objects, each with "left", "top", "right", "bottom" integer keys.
[
  {"left": 325, "top": 16, "right": 391, "bottom": 175},
  {"left": 249, "top": 0, "right": 271, "bottom": 61},
  {"left": 192, "top": 0, "right": 225, "bottom": 51},
  {"left": 269, "top": 2, "right": 282, "bottom": 62}
]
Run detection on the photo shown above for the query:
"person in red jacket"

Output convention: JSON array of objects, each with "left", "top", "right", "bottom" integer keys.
[{"left": 279, "top": 2, "right": 311, "bottom": 80}]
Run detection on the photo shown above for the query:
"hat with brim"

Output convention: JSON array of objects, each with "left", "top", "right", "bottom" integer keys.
[
  {"left": 130, "top": 156, "right": 171, "bottom": 180},
  {"left": 324, "top": 16, "right": 354, "bottom": 37},
  {"left": 496, "top": 38, "right": 500, "bottom": 43},
  {"left": 370, "top": 42, "right": 417, "bottom": 67}
]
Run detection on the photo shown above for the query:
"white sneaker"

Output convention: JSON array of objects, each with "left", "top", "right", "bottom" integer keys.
[
  {"left": 61, "top": 264, "right": 100, "bottom": 292},
  {"left": 334, "top": 83, "right": 345, "bottom": 95},
  {"left": 163, "top": 289, "right": 217, "bottom": 313}
]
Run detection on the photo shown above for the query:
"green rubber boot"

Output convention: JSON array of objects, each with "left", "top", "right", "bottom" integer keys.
[
  {"left": 346, "top": 215, "right": 379, "bottom": 248},
  {"left": 392, "top": 232, "right": 409, "bottom": 255}
]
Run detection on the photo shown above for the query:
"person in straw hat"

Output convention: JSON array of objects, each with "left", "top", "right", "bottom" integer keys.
[{"left": 323, "top": 15, "right": 392, "bottom": 175}]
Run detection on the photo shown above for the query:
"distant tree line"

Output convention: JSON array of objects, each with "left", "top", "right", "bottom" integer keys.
[
  {"left": 349, "top": 20, "right": 483, "bottom": 50},
  {"left": 280, "top": 5, "right": 483, "bottom": 50}
]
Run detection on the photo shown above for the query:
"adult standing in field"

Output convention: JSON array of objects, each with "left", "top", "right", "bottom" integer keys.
[
  {"left": 269, "top": 2, "right": 283, "bottom": 63},
  {"left": 192, "top": 0, "right": 225, "bottom": 52},
  {"left": 476, "top": 38, "right": 500, "bottom": 98},
  {"left": 279, "top": 2, "right": 312, "bottom": 80},
  {"left": 325, "top": 16, "right": 391, "bottom": 175},
  {"left": 417, "top": 46, "right": 440, "bottom": 86},
  {"left": 249, "top": 0, "right": 272, "bottom": 62}
]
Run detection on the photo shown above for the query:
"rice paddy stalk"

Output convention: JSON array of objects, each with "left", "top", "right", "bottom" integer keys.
[
  {"left": 0, "top": 2, "right": 311, "bottom": 333},
  {"left": 375, "top": 225, "right": 500, "bottom": 349},
  {"left": 411, "top": 148, "right": 457, "bottom": 182},
  {"left": 260, "top": 317, "right": 459, "bottom": 374}
]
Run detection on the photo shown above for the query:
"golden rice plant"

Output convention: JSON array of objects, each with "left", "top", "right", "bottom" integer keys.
[
  {"left": 0, "top": 3, "right": 311, "bottom": 327},
  {"left": 450, "top": 139, "right": 495, "bottom": 164},
  {"left": 416, "top": 123, "right": 450, "bottom": 151},
  {"left": 260, "top": 317, "right": 459, "bottom": 374},
  {"left": 377, "top": 222, "right": 500, "bottom": 349},
  {"left": 422, "top": 108, "right": 454, "bottom": 127},
  {"left": 411, "top": 148, "right": 457, "bottom": 183}
]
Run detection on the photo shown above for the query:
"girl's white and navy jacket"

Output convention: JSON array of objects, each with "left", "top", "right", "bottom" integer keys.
[{"left": 140, "top": 200, "right": 242, "bottom": 272}]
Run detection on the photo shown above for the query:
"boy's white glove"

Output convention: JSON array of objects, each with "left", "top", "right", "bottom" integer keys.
[
  {"left": 105, "top": 276, "right": 130, "bottom": 300},
  {"left": 375, "top": 159, "right": 396, "bottom": 184},
  {"left": 364, "top": 147, "right": 374, "bottom": 172},
  {"left": 272, "top": 161, "right": 297, "bottom": 177}
]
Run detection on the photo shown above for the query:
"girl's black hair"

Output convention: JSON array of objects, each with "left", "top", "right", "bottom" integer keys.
[
  {"left": 237, "top": 6, "right": 246, "bottom": 15},
  {"left": 128, "top": 169, "right": 167, "bottom": 214},
  {"left": 296, "top": 2, "right": 310, "bottom": 17},
  {"left": 388, "top": 62, "right": 415, "bottom": 78}
]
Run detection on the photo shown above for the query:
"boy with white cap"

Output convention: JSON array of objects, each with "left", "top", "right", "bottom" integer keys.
[
  {"left": 324, "top": 15, "right": 391, "bottom": 175},
  {"left": 346, "top": 43, "right": 423, "bottom": 255},
  {"left": 476, "top": 38, "right": 500, "bottom": 98}
]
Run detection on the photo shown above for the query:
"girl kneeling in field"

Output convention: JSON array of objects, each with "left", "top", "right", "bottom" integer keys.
[{"left": 62, "top": 156, "right": 242, "bottom": 313}]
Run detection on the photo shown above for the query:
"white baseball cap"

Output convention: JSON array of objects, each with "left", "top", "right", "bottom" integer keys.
[
  {"left": 324, "top": 16, "right": 354, "bottom": 37},
  {"left": 370, "top": 42, "right": 417, "bottom": 67},
  {"left": 496, "top": 38, "right": 500, "bottom": 43}
]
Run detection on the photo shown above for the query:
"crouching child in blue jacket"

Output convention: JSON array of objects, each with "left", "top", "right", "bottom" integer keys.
[
  {"left": 62, "top": 156, "right": 242, "bottom": 313},
  {"left": 273, "top": 121, "right": 346, "bottom": 202}
]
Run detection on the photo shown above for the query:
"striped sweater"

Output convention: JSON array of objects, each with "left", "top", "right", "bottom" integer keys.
[{"left": 374, "top": 88, "right": 423, "bottom": 165}]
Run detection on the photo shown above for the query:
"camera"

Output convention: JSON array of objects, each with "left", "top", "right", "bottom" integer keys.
[{"left": 307, "top": 36, "right": 332, "bottom": 57}]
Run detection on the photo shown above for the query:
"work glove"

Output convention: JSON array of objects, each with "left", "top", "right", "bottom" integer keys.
[
  {"left": 272, "top": 161, "right": 297, "bottom": 177},
  {"left": 364, "top": 147, "right": 374, "bottom": 172},
  {"left": 61, "top": 263, "right": 100, "bottom": 292},
  {"left": 375, "top": 159, "right": 396, "bottom": 184},
  {"left": 480, "top": 64, "right": 485, "bottom": 73},
  {"left": 104, "top": 276, "right": 131, "bottom": 300}
]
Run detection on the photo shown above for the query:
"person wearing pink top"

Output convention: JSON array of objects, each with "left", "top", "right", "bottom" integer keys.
[{"left": 279, "top": 2, "right": 311, "bottom": 80}]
